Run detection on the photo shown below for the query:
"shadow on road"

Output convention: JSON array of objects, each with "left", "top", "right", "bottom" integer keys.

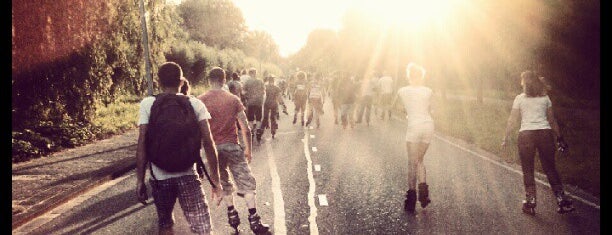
[{"left": 29, "top": 188, "right": 151, "bottom": 235}]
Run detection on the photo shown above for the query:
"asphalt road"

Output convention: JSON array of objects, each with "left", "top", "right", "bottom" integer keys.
[{"left": 25, "top": 95, "right": 600, "bottom": 235}]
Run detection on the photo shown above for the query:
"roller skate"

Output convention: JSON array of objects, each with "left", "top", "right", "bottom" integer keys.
[
  {"left": 248, "top": 213, "right": 270, "bottom": 234},
  {"left": 555, "top": 191, "right": 575, "bottom": 214},
  {"left": 418, "top": 183, "right": 431, "bottom": 208},
  {"left": 227, "top": 208, "right": 241, "bottom": 233},
  {"left": 522, "top": 195, "right": 536, "bottom": 215},
  {"left": 404, "top": 189, "right": 417, "bottom": 213}
]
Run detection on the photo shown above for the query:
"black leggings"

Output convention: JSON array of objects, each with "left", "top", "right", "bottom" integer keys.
[{"left": 517, "top": 129, "right": 564, "bottom": 197}]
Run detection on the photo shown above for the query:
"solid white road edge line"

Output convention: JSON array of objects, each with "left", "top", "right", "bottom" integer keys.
[
  {"left": 435, "top": 134, "right": 600, "bottom": 210},
  {"left": 303, "top": 131, "right": 320, "bottom": 235},
  {"left": 265, "top": 140, "right": 288, "bottom": 235}
]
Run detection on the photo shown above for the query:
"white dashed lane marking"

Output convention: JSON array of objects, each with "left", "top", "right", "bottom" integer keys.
[
  {"left": 312, "top": 147, "right": 318, "bottom": 152},
  {"left": 314, "top": 165, "right": 321, "bottom": 172},
  {"left": 317, "top": 195, "right": 328, "bottom": 206}
]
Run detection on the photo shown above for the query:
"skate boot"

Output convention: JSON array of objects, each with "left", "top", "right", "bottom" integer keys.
[
  {"left": 248, "top": 213, "right": 270, "bottom": 234},
  {"left": 227, "top": 209, "right": 240, "bottom": 232},
  {"left": 522, "top": 195, "right": 536, "bottom": 215},
  {"left": 418, "top": 183, "right": 431, "bottom": 208},
  {"left": 404, "top": 189, "right": 417, "bottom": 213},
  {"left": 555, "top": 191, "right": 575, "bottom": 214}
]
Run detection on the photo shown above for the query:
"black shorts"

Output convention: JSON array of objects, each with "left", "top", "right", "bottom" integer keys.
[{"left": 246, "top": 105, "right": 263, "bottom": 121}]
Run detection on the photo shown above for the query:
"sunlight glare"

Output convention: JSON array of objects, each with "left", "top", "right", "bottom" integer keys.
[{"left": 354, "top": 0, "right": 458, "bottom": 30}]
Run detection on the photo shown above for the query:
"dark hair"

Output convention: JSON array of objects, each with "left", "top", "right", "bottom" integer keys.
[
  {"left": 208, "top": 67, "right": 226, "bottom": 84},
  {"left": 158, "top": 62, "right": 183, "bottom": 88},
  {"left": 521, "top": 70, "right": 544, "bottom": 97},
  {"left": 232, "top": 72, "right": 240, "bottom": 81},
  {"left": 296, "top": 71, "right": 306, "bottom": 80},
  {"left": 180, "top": 78, "right": 190, "bottom": 95}
]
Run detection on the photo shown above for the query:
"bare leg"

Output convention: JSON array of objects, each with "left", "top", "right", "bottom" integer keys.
[
  {"left": 407, "top": 142, "right": 420, "bottom": 190},
  {"left": 416, "top": 142, "right": 430, "bottom": 184}
]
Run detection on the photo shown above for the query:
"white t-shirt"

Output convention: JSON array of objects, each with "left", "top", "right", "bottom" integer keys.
[
  {"left": 378, "top": 76, "right": 394, "bottom": 94},
  {"left": 137, "top": 94, "right": 212, "bottom": 180},
  {"left": 512, "top": 93, "right": 552, "bottom": 131},
  {"left": 397, "top": 85, "right": 434, "bottom": 127}
]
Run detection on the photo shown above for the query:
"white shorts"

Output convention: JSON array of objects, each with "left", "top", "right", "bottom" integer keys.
[{"left": 405, "top": 122, "right": 434, "bottom": 143}]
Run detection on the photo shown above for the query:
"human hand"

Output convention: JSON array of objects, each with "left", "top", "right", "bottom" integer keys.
[
  {"left": 137, "top": 181, "right": 148, "bottom": 205},
  {"left": 211, "top": 186, "right": 224, "bottom": 207},
  {"left": 245, "top": 150, "right": 252, "bottom": 163},
  {"left": 556, "top": 136, "right": 569, "bottom": 153},
  {"left": 501, "top": 136, "right": 508, "bottom": 147}
]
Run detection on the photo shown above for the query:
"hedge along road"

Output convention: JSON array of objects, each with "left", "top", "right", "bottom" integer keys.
[{"left": 21, "top": 94, "right": 599, "bottom": 235}]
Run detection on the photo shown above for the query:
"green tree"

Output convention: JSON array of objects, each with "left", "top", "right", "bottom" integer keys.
[{"left": 177, "top": 0, "right": 247, "bottom": 49}]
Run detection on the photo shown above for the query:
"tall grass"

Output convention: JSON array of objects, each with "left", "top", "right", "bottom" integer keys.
[{"left": 432, "top": 95, "right": 600, "bottom": 197}]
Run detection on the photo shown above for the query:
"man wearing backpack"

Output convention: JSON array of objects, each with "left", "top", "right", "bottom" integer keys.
[
  {"left": 198, "top": 67, "right": 270, "bottom": 234},
  {"left": 305, "top": 75, "right": 325, "bottom": 128},
  {"left": 136, "top": 62, "right": 222, "bottom": 235}
]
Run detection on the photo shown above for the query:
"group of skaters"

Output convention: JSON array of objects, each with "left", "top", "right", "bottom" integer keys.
[{"left": 134, "top": 60, "right": 575, "bottom": 234}]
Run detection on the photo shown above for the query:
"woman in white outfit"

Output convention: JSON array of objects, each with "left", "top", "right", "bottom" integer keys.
[{"left": 392, "top": 63, "right": 434, "bottom": 213}]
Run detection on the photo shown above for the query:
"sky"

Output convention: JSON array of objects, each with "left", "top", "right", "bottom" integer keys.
[{"left": 232, "top": 0, "right": 351, "bottom": 57}]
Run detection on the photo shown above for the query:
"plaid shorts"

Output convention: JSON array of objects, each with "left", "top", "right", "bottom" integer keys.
[
  {"left": 150, "top": 175, "right": 212, "bottom": 234},
  {"left": 217, "top": 143, "right": 257, "bottom": 197}
]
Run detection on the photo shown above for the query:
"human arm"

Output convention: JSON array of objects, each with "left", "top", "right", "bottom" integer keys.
[
  {"left": 199, "top": 119, "right": 223, "bottom": 205},
  {"left": 547, "top": 106, "right": 568, "bottom": 152},
  {"left": 136, "top": 124, "right": 148, "bottom": 205},
  {"left": 237, "top": 111, "right": 253, "bottom": 162},
  {"left": 502, "top": 108, "right": 520, "bottom": 146}
]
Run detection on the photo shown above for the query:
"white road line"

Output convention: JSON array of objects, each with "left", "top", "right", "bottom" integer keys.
[
  {"left": 265, "top": 140, "right": 288, "bottom": 234},
  {"left": 317, "top": 195, "right": 329, "bottom": 206},
  {"left": 314, "top": 165, "right": 321, "bottom": 172},
  {"left": 310, "top": 135, "right": 315, "bottom": 139},
  {"left": 435, "top": 134, "right": 600, "bottom": 210},
  {"left": 303, "top": 131, "right": 320, "bottom": 235},
  {"left": 312, "top": 147, "right": 318, "bottom": 152},
  {"left": 13, "top": 173, "right": 134, "bottom": 233}
]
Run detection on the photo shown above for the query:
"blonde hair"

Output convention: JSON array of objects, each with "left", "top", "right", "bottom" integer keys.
[{"left": 406, "top": 63, "right": 426, "bottom": 80}]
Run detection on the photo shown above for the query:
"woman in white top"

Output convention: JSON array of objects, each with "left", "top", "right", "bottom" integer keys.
[
  {"left": 502, "top": 70, "right": 574, "bottom": 215},
  {"left": 392, "top": 63, "right": 434, "bottom": 213}
]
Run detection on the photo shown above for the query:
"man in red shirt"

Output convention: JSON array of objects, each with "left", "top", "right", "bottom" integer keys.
[{"left": 197, "top": 67, "right": 269, "bottom": 234}]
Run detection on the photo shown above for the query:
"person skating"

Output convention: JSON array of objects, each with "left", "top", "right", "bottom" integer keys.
[
  {"left": 305, "top": 75, "right": 325, "bottom": 128},
  {"left": 502, "top": 70, "right": 574, "bottom": 215},
  {"left": 292, "top": 71, "right": 309, "bottom": 126},
  {"left": 260, "top": 75, "right": 288, "bottom": 139},
  {"left": 198, "top": 67, "right": 270, "bottom": 234},
  {"left": 242, "top": 68, "right": 266, "bottom": 144},
  {"left": 391, "top": 63, "right": 434, "bottom": 213}
]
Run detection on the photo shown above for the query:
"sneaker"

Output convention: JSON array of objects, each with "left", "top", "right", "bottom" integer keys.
[
  {"left": 404, "top": 189, "right": 417, "bottom": 213},
  {"left": 555, "top": 192, "right": 575, "bottom": 214},
  {"left": 248, "top": 213, "right": 270, "bottom": 234},
  {"left": 522, "top": 195, "right": 536, "bottom": 215},
  {"left": 417, "top": 183, "right": 431, "bottom": 208},
  {"left": 228, "top": 209, "right": 240, "bottom": 231}
]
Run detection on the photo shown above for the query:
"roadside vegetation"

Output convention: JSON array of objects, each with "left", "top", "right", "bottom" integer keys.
[{"left": 12, "top": 0, "right": 281, "bottom": 163}]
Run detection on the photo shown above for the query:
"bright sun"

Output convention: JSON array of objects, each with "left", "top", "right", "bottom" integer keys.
[{"left": 354, "top": 0, "right": 458, "bottom": 30}]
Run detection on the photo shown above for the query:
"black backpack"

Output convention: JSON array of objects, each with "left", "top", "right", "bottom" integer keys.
[
  {"left": 146, "top": 93, "right": 201, "bottom": 172},
  {"left": 145, "top": 94, "right": 216, "bottom": 187}
]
